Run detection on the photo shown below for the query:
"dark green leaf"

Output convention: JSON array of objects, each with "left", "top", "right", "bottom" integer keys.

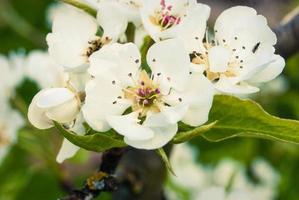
[
  {"left": 54, "top": 122, "right": 127, "bottom": 152},
  {"left": 202, "top": 95, "right": 299, "bottom": 144}
]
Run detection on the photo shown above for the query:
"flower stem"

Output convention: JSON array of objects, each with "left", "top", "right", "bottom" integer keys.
[{"left": 59, "top": 0, "right": 97, "bottom": 17}]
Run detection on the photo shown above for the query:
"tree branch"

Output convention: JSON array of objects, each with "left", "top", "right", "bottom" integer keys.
[
  {"left": 274, "top": 6, "right": 299, "bottom": 58},
  {"left": 59, "top": 148, "right": 126, "bottom": 200}
]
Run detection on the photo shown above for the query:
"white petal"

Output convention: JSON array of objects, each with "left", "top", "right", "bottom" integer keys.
[
  {"left": 32, "top": 88, "right": 80, "bottom": 124},
  {"left": 82, "top": 76, "right": 130, "bottom": 132},
  {"left": 107, "top": 112, "right": 154, "bottom": 140},
  {"left": 56, "top": 139, "right": 80, "bottom": 163},
  {"left": 181, "top": 74, "right": 214, "bottom": 126},
  {"left": 97, "top": 1, "right": 128, "bottom": 41},
  {"left": 190, "top": 63, "right": 205, "bottom": 74},
  {"left": 124, "top": 123, "right": 178, "bottom": 150},
  {"left": 147, "top": 39, "right": 190, "bottom": 91},
  {"left": 228, "top": 44, "right": 276, "bottom": 84},
  {"left": 28, "top": 89, "right": 54, "bottom": 129},
  {"left": 215, "top": 76, "right": 260, "bottom": 94},
  {"left": 178, "top": 3, "right": 211, "bottom": 52},
  {"left": 215, "top": 6, "right": 276, "bottom": 51},
  {"left": 249, "top": 55, "right": 285, "bottom": 83},
  {"left": 144, "top": 104, "right": 188, "bottom": 127},
  {"left": 56, "top": 113, "right": 86, "bottom": 163},
  {"left": 29, "top": 88, "right": 80, "bottom": 125},
  {"left": 51, "top": 6, "right": 97, "bottom": 35},
  {"left": 208, "top": 46, "right": 230, "bottom": 73},
  {"left": 46, "top": 97, "right": 80, "bottom": 123},
  {"left": 88, "top": 42, "right": 141, "bottom": 85},
  {"left": 47, "top": 6, "right": 98, "bottom": 71},
  {"left": 25, "top": 50, "right": 66, "bottom": 88},
  {"left": 36, "top": 88, "right": 75, "bottom": 108}
]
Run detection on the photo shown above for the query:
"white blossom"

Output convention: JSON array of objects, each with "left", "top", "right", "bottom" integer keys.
[
  {"left": 140, "top": 0, "right": 210, "bottom": 42},
  {"left": 183, "top": 6, "right": 285, "bottom": 94},
  {"left": 46, "top": 5, "right": 111, "bottom": 72},
  {"left": 28, "top": 88, "right": 81, "bottom": 129},
  {"left": 25, "top": 50, "right": 88, "bottom": 163},
  {"left": 83, "top": 39, "right": 214, "bottom": 149}
]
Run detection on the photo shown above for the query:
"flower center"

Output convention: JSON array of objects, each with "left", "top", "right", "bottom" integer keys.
[
  {"left": 149, "top": 0, "right": 181, "bottom": 30},
  {"left": 124, "top": 71, "right": 162, "bottom": 117},
  {"left": 85, "top": 37, "right": 111, "bottom": 57},
  {"left": 191, "top": 37, "right": 244, "bottom": 82}
]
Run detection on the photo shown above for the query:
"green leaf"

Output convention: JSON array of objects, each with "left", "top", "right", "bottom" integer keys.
[
  {"left": 157, "top": 148, "right": 175, "bottom": 175},
  {"left": 140, "top": 36, "right": 154, "bottom": 72},
  {"left": 60, "top": 0, "right": 97, "bottom": 17},
  {"left": 202, "top": 95, "right": 299, "bottom": 144},
  {"left": 54, "top": 122, "right": 127, "bottom": 152},
  {"left": 173, "top": 121, "right": 217, "bottom": 144}
]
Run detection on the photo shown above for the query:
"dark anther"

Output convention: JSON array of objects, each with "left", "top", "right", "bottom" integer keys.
[{"left": 252, "top": 42, "right": 261, "bottom": 53}]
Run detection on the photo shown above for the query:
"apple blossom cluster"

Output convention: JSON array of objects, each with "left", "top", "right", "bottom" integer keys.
[{"left": 27, "top": 0, "right": 285, "bottom": 162}]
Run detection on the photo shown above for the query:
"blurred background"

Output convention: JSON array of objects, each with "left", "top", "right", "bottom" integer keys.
[{"left": 0, "top": 0, "right": 299, "bottom": 199}]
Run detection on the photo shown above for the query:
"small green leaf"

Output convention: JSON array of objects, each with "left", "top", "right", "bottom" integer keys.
[
  {"left": 173, "top": 121, "right": 217, "bottom": 144},
  {"left": 157, "top": 148, "right": 175, "bottom": 175},
  {"left": 202, "top": 95, "right": 299, "bottom": 144},
  {"left": 60, "top": 0, "right": 97, "bottom": 17},
  {"left": 54, "top": 122, "right": 127, "bottom": 152}
]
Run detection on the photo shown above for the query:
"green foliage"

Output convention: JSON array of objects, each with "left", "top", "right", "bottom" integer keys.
[
  {"left": 175, "top": 95, "right": 299, "bottom": 145},
  {"left": 157, "top": 148, "right": 175, "bottom": 175},
  {"left": 174, "top": 122, "right": 217, "bottom": 143},
  {"left": 54, "top": 122, "right": 127, "bottom": 152},
  {"left": 60, "top": 0, "right": 97, "bottom": 17}
]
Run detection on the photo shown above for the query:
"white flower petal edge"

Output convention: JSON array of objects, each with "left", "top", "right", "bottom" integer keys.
[
  {"left": 124, "top": 123, "right": 178, "bottom": 150},
  {"left": 97, "top": 0, "right": 142, "bottom": 41},
  {"left": 28, "top": 88, "right": 80, "bottom": 129},
  {"left": 46, "top": 5, "right": 98, "bottom": 71},
  {"left": 249, "top": 55, "right": 285, "bottom": 83},
  {"left": 56, "top": 139, "right": 80, "bottom": 163},
  {"left": 97, "top": 1, "right": 129, "bottom": 41}
]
